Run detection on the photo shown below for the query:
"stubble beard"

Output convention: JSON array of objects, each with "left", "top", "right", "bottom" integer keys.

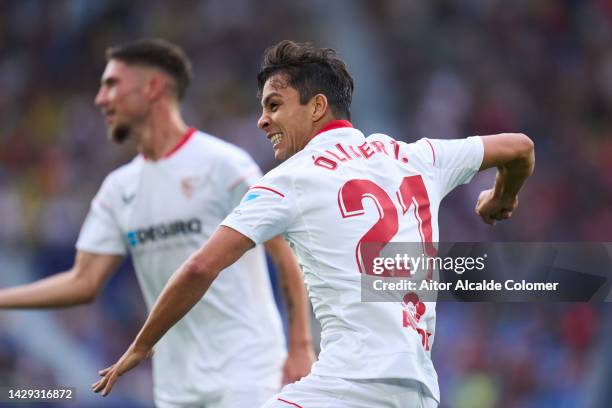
[{"left": 108, "top": 124, "right": 130, "bottom": 144}]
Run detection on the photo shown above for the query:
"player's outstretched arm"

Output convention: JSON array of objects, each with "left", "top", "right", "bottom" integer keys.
[
  {"left": 93, "top": 225, "right": 254, "bottom": 397},
  {"left": 475, "top": 133, "right": 535, "bottom": 225},
  {"left": 264, "top": 236, "right": 315, "bottom": 385},
  {"left": 0, "top": 251, "right": 122, "bottom": 308}
]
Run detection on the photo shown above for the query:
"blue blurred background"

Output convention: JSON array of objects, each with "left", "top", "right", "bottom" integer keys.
[{"left": 1, "top": 0, "right": 611, "bottom": 407}]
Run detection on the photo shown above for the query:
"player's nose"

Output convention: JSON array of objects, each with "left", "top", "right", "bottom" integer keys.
[
  {"left": 94, "top": 88, "right": 107, "bottom": 107},
  {"left": 257, "top": 113, "right": 270, "bottom": 130}
]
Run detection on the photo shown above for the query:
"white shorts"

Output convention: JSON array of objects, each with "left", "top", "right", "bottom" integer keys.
[
  {"left": 155, "top": 384, "right": 277, "bottom": 408},
  {"left": 262, "top": 374, "right": 438, "bottom": 408}
]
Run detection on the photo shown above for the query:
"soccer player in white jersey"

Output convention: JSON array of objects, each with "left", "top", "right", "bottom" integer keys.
[
  {"left": 93, "top": 40, "right": 535, "bottom": 407},
  {"left": 0, "top": 39, "right": 316, "bottom": 408}
]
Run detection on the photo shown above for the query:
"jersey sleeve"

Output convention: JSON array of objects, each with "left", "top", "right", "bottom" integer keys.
[
  {"left": 76, "top": 175, "right": 127, "bottom": 255},
  {"left": 420, "top": 136, "right": 484, "bottom": 199},
  {"left": 221, "top": 171, "right": 296, "bottom": 245},
  {"left": 218, "top": 148, "right": 264, "bottom": 213}
]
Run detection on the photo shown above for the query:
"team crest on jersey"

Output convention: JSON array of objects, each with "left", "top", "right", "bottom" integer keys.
[{"left": 181, "top": 177, "right": 201, "bottom": 198}]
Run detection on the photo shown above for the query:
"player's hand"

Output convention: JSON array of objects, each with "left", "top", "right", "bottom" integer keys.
[
  {"left": 474, "top": 189, "right": 518, "bottom": 226},
  {"left": 282, "top": 345, "right": 316, "bottom": 385},
  {"left": 92, "top": 344, "right": 153, "bottom": 396}
]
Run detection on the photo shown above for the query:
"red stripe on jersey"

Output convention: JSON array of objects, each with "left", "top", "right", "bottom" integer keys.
[
  {"left": 250, "top": 185, "right": 285, "bottom": 197},
  {"left": 277, "top": 398, "right": 303, "bottom": 408},
  {"left": 164, "top": 127, "right": 196, "bottom": 158},
  {"left": 314, "top": 120, "right": 353, "bottom": 137},
  {"left": 424, "top": 138, "right": 436, "bottom": 165}
]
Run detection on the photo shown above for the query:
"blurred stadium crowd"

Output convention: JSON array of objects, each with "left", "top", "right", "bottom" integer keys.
[{"left": 0, "top": 0, "right": 611, "bottom": 407}]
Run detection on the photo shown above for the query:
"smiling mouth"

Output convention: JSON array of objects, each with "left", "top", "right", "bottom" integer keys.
[{"left": 269, "top": 133, "right": 283, "bottom": 147}]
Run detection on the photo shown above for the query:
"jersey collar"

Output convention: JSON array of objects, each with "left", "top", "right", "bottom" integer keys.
[
  {"left": 314, "top": 120, "right": 353, "bottom": 137},
  {"left": 164, "top": 127, "right": 196, "bottom": 158}
]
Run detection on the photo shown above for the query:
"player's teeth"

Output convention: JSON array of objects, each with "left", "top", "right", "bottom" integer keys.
[{"left": 271, "top": 134, "right": 282, "bottom": 145}]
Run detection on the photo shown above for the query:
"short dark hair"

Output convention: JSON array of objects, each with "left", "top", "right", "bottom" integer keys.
[
  {"left": 257, "top": 41, "right": 354, "bottom": 120},
  {"left": 106, "top": 38, "right": 192, "bottom": 100}
]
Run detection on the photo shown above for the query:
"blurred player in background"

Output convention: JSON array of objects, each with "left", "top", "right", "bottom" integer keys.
[
  {"left": 93, "top": 40, "right": 535, "bottom": 407},
  {"left": 0, "top": 38, "right": 315, "bottom": 408}
]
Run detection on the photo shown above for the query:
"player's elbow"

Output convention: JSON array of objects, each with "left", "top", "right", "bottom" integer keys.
[
  {"left": 481, "top": 133, "right": 535, "bottom": 171},
  {"left": 70, "top": 281, "right": 98, "bottom": 305},
  {"left": 182, "top": 256, "right": 220, "bottom": 282},
  {"left": 68, "top": 269, "right": 100, "bottom": 305},
  {"left": 514, "top": 133, "right": 535, "bottom": 175},
  {"left": 514, "top": 133, "right": 534, "bottom": 162},
  {"left": 498, "top": 133, "right": 535, "bottom": 171},
  {"left": 77, "top": 278, "right": 100, "bottom": 305},
  {"left": 80, "top": 289, "right": 97, "bottom": 305}
]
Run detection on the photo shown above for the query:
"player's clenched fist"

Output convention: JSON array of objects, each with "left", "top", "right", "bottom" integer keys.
[{"left": 475, "top": 188, "right": 518, "bottom": 226}]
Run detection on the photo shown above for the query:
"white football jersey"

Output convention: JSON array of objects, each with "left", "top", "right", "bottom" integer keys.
[
  {"left": 77, "top": 129, "right": 286, "bottom": 404},
  {"left": 222, "top": 121, "right": 484, "bottom": 402}
]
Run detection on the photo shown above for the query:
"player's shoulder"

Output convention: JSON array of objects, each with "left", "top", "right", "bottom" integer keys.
[
  {"left": 258, "top": 160, "right": 293, "bottom": 184},
  {"left": 366, "top": 132, "right": 395, "bottom": 143},
  {"left": 90, "top": 156, "right": 143, "bottom": 204},
  {"left": 366, "top": 133, "right": 436, "bottom": 166},
  {"left": 104, "top": 155, "right": 144, "bottom": 186},
  {"left": 366, "top": 132, "right": 430, "bottom": 150},
  {"left": 254, "top": 153, "right": 303, "bottom": 192}
]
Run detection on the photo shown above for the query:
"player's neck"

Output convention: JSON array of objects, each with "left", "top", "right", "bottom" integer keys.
[
  {"left": 136, "top": 107, "right": 189, "bottom": 161},
  {"left": 307, "top": 114, "right": 348, "bottom": 144}
]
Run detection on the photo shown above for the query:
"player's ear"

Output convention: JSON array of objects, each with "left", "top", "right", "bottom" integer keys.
[
  {"left": 145, "top": 74, "right": 167, "bottom": 102},
  {"left": 311, "top": 94, "right": 329, "bottom": 122}
]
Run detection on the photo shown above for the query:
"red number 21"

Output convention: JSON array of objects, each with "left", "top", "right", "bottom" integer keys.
[{"left": 337, "top": 175, "right": 434, "bottom": 276}]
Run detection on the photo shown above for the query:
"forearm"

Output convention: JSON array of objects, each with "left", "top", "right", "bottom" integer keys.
[
  {"left": 492, "top": 149, "right": 535, "bottom": 200},
  {"left": 283, "top": 276, "right": 312, "bottom": 350},
  {"left": 480, "top": 132, "right": 535, "bottom": 201},
  {"left": 0, "top": 271, "right": 93, "bottom": 308},
  {"left": 265, "top": 238, "right": 312, "bottom": 350}
]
